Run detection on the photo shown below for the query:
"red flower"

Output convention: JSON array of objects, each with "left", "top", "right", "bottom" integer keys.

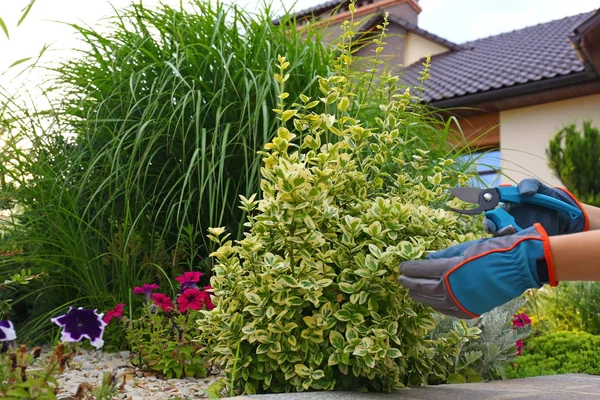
[
  {"left": 152, "top": 293, "right": 174, "bottom": 312},
  {"left": 201, "top": 286, "right": 215, "bottom": 310},
  {"left": 177, "top": 288, "right": 204, "bottom": 312},
  {"left": 175, "top": 271, "right": 203, "bottom": 286},
  {"left": 512, "top": 313, "right": 531, "bottom": 328},
  {"left": 103, "top": 303, "right": 126, "bottom": 324},
  {"left": 132, "top": 283, "right": 160, "bottom": 298},
  {"left": 515, "top": 339, "right": 524, "bottom": 356}
]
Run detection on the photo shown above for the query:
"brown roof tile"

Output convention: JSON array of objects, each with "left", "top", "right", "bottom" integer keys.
[{"left": 401, "top": 11, "right": 597, "bottom": 103}]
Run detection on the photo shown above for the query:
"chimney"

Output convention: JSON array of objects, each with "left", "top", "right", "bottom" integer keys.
[{"left": 380, "top": 0, "right": 421, "bottom": 25}]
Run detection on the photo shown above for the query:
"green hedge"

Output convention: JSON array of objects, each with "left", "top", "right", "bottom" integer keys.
[{"left": 507, "top": 331, "right": 600, "bottom": 379}]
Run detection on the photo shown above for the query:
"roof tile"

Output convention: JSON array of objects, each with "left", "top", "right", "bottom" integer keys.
[{"left": 402, "top": 11, "right": 595, "bottom": 102}]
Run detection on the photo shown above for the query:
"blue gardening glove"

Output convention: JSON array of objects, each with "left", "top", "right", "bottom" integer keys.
[
  {"left": 484, "top": 179, "right": 588, "bottom": 237},
  {"left": 398, "top": 223, "right": 556, "bottom": 319}
]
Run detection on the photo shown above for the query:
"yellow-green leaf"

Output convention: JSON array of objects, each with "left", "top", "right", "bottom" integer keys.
[{"left": 281, "top": 110, "right": 297, "bottom": 122}]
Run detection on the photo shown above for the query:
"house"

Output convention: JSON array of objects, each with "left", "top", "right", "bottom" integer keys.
[{"left": 292, "top": 0, "right": 600, "bottom": 186}]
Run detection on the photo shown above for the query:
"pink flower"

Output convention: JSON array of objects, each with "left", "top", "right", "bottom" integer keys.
[
  {"left": 133, "top": 283, "right": 160, "bottom": 299},
  {"left": 515, "top": 339, "right": 524, "bottom": 356},
  {"left": 175, "top": 271, "right": 204, "bottom": 290},
  {"left": 512, "top": 313, "right": 531, "bottom": 328},
  {"left": 152, "top": 293, "right": 174, "bottom": 312},
  {"left": 177, "top": 288, "right": 204, "bottom": 312},
  {"left": 103, "top": 303, "right": 126, "bottom": 324},
  {"left": 200, "top": 286, "right": 215, "bottom": 310}
]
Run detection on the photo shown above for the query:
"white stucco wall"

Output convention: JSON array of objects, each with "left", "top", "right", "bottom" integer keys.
[
  {"left": 499, "top": 93, "right": 600, "bottom": 186},
  {"left": 404, "top": 32, "right": 449, "bottom": 66}
]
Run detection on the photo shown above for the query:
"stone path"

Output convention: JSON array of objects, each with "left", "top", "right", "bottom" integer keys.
[{"left": 227, "top": 374, "right": 600, "bottom": 400}]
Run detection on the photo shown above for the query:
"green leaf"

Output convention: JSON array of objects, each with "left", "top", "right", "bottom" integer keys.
[
  {"left": 350, "top": 313, "right": 364, "bottom": 325},
  {"left": 257, "top": 343, "right": 271, "bottom": 354},
  {"left": 18, "top": 0, "right": 36, "bottom": 26},
  {"left": 0, "top": 17, "right": 9, "bottom": 39},
  {"left": 245, "top": 292, "right": 262, "bottom": 304},
  {"left": 295, "top": 364, "right": 311, "bottom": 377},
  {"left": 8, "top": 57, "right": 31, "bottom": 68},
  {"left": 312, "top": 369, "right": 325, "bottom": 380},
  {"left": 329, "top": 330, "right": 345, "bottom": 349},
  {"left": 447, "top": 373, "right": 467, "bottom": 384},
  {"left": 338, "top": 96, "right": 350, "bottom": 112},
  {"left": 334, "top": 309, "right": 352, "bottom": 321},
  {"left": 281, "top": 110, "right": 297, "bottom": 122},
  {"left": 386, "top": 348, "right": 402, "bottom": 358},
  {"left": 338, "top": 282, "right": 354, "bottom": 294}
]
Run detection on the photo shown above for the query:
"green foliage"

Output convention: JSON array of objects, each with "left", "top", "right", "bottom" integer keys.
[
  {"left": 0, "top": 0, "right": 333, "bottom": 341},
  {"left": 0, "top": 268, "right": 45, "bottom": 319},
  {"left": 0, "top": 343, "right": 117, "bottom": 399},
  {"left": 199, "top": 15, "right": 481, "bottom": 392},
  {"left": 0, "top": 344, "right": 68, "bottom": 399},
  {"left": 547, "top": 120, "right": 600, "bottom": 206},
  {"left": 507, "top": 331, "right": 600, "bottom": 378},
  {"left": 525, "top": 283, "right": 600, "bottom": 335},
  {"left": 429, "top": 298, "right": 532, "bottom": 383},
  {"left": 124, "top": 301, "right": 208, "bottom": 380}
]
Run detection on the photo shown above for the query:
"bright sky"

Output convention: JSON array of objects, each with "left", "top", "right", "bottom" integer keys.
[{"left": 1, "top": 0, "right": 598, "bottom": 88}]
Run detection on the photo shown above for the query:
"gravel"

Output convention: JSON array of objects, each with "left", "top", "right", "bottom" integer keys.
[{"left": 54, "top": 349, "right": 223, "bottom": 399}]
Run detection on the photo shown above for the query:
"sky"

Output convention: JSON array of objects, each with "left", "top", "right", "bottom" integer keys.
[{"left": 0, "top": 0, "right": 599, "bottom": 88}]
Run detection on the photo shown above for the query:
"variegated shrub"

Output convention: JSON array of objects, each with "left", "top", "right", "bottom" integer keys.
[{"left": 199, "top": 12, "right": 481, "bottom": 395}]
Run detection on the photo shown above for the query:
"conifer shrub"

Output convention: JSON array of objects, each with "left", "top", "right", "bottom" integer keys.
[{"left": 547, "top": 120, "right": 600, "bottom": 206}]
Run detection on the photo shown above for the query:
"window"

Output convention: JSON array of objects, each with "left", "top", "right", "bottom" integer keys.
[{"left": 460, "top": 150, "right": 502, "bottom": 188}]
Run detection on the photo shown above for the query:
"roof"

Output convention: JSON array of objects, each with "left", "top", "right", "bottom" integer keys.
[
  {"left": 386, "top": 15, "right": 464, "bottom": 51},
  {"left": 401, "top": 11, "right": 599, "bottom": 105},
  {"left": 293, "top": 0, "right": 363, "bottom": 20}
]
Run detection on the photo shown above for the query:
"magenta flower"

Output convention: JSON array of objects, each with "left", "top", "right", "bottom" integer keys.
[
  {"left": 201, "top": 286, "right": 215, "bottom": 310},
  {"left": 512, "top": 313, "right": 531, "bottom": 328},
  {"left": 515, "top": 339, "right": 524, "bottom": 356},
  {"left": 133, "top": 283, "right": 160, "bottom": 299},
  {"left": 51, "top": 307, "right": 107, "bottom": 349},
  {"left": 0, "top": 321, "right": 16, "bottom": 342},
  {"left": 103, "top": 303, "right": 126, "bottom": 324},
  {"left": 177, "top": 288, "right": 204, "bottom": 312},
  {"left": 152, "top": 293, "right": 175, "bottom": 312},
  {"left": 175, "top": 271, "right": 204, "bottom": 290}
]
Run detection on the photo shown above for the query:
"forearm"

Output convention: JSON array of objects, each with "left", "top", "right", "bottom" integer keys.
[
  {"left": 582, "top": 204, "right": 600, "bottom": 230},
  {"left": 550, "top": 229, "right": 600, "bottom": 281}
]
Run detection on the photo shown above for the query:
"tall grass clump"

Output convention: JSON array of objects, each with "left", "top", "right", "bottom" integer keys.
[{"left": 0, "top": 1, "right": 334, "bottom": 340}]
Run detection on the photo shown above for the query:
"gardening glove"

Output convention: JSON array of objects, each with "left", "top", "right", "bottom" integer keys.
[
  {"left": 398, "top": 223, "right": 557, "bottom": 319},
  {"left": 483, "top": 179, "right": 588, "bottom": 237}
]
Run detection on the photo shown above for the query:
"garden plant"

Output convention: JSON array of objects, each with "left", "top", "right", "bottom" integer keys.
[
  {"left": 198, "top": 7, "right": 498, "bottom": 394},
  {"left": 0, "top": 0, "right": 533, "bottom": 397}
]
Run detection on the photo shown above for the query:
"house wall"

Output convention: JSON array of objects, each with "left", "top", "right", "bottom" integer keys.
[
  {"left": 499, "top": 93, "right": 600, "bottom": 186},
  {"left": 404, "top": 32, "right": 450, "bottom": 66},
  {"left": 354, "top": 23, "right": 407, "bottom": 70}
]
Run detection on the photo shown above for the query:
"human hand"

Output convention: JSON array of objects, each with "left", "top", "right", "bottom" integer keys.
[
  {"left": 483, "top": 179, "right": 588, "bottom": 236},
  {"left": 398, "top": 224, "right": 555, "bottom": 319}
]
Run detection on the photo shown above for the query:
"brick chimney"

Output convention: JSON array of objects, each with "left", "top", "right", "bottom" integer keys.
[{"left": 308, "top": 0, "right": 422, "bottom": 27}]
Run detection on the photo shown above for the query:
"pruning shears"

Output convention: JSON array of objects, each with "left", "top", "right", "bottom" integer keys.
[{"left": 449, "top": 185, "right": 583, "bottom": 232}]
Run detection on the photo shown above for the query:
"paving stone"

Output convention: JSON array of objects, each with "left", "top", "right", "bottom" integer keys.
[{"left": 226, "top": 374, "right": 600, "bottom": 400}]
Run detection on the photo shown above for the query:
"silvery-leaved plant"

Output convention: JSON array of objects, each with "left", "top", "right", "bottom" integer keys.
[{"left": 199, "top": 10, "right": 480, "bottom": 395}]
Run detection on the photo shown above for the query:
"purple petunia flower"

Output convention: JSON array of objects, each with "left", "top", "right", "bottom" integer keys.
[
  {"left": 0, "top": 321, "right": 16, "bottom": 342},
  {"left": 51, "top": 307, "right": 107, "bottom": 349}
]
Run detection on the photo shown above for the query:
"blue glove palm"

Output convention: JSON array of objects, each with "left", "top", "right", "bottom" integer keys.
[
  {"left": 484, "top": 179, "right": 588, "bottom": 236},
  {"left": 399, "top": 224, "right": 556, "bottom": 319}
]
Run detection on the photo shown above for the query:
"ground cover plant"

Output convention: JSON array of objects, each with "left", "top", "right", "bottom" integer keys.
[
  {"left": 427, "top": 298, "right": 532, "bottom": 384},
  {"left": 507, "top": 331, "right": 600, "bottom": 378},
  {"left": 198, "top": 8, "right": 486, "bottom": 394},
  {"left": 0, "top": 0, "right": 334, "bottom": 341}
]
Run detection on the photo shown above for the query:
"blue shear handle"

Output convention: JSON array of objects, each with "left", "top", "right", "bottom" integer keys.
[
  {"left": 484, "top": 208, "right": 523, "bottom": 233},
  {"left": 496, "top": 186, "right": 582, "bottom": 219}
]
